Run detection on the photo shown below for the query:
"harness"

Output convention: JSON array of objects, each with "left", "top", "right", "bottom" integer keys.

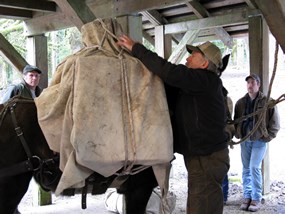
[{"left": 0, "top": 97, "right": 58, "bottom": 187}]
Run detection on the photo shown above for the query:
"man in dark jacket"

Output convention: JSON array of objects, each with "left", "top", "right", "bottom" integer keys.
[
  {"left": 0, "top": 64, "right": 43, "bottom": 104},
  {"left": 117, "top": 35, "right": 229, "bottom": 214}
]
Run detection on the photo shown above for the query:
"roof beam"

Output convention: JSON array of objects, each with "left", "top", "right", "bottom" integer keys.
[
  {"left": 186, "top": 0, "right": 233, "bottom": 48},
  {"left": 0, "top": 7, "right": 32, "bottom": 19},
  {"left": 164, "top": 10, "right": 249, "bottom": 34},
  {"left": 0, "top": 33, "right": 27, "bottom": 71},
  {"left": 140, "top": 10, "right": 180, "bottom": 44},
  {"left": 244, "top": 0, "right": 258, "bottom": 9},
  {"left": 0, "top": 0, "right": 56, "bottom": 12},
  {"left": 140, "top": 10, "right": 166, "bottom": 26},
  {"left": 24, "top": 12, "right": 73, "bottom": 36},
  {"left": 168, "top": 30, "right": 200, "bottom": 64},
  {"left": 87, "top": 0, "right": 189, "bottom": 18},
  {"left": 185, "top": 1, "right": 209, "bottom": 18},
  {"left": 53, "top": 0, "right": 96, "bottom": 30},
  {"left": 254, "top": 0, "right": 285, "bottom": 53}
]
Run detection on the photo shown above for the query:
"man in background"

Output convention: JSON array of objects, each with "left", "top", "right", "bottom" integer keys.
[
  {"left": 0, "top": 64, "right": 42, "bottom": 103},
  {"left": 234, "top": 73, "right": 280, "bottom": 212}
]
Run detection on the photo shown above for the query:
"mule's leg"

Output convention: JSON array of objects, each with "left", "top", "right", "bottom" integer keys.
[
  {"left": 118, "top": 167, "right": 158, "bottom": 214},
  {"left": 0, "top": 173, "right": 32, "bottom": 214}
]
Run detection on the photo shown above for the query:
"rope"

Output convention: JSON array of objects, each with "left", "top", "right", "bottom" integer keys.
[
  {"left": 229, "top": 41, "right": 283, "bottom": 147},
  {"left": 93, "top": 18, "right": 140, "bottom": 174}
]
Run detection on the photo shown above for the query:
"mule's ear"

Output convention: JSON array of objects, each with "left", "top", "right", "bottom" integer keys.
[{"left": 220, "top": 54, "right": 230, "bottom": 72}]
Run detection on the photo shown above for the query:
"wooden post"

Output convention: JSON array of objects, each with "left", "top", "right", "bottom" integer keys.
[
  {"left": 154, "top": 25, "right": 172, "bottom": 59},
  {"left": 26, "top": 34, "right": 48, "bottom": 90},
  {"left": 116, "top": 15, "right": 142, "bottom": 43},
  {"left": 248, "top": 12, "right": 270, "bottom": 195},
  {"left": 26, "top": 34, "right": 51, "bottom": 206}
]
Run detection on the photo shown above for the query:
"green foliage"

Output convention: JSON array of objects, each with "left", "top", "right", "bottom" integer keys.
[
  {"left": 0, "top": 19, "right": 26, "bottom": 88},
  {"left": 0, "top": 19, "right": 83, "bottom": 87}
]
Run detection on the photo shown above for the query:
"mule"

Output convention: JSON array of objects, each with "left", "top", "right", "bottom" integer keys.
[{"left": 0, "top": 96, "right": 158, "bottom": 214}]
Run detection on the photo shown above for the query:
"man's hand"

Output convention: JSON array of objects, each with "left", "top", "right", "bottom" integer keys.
[{"left": 117, "top": 35, "right": 136, "bottom": 52}]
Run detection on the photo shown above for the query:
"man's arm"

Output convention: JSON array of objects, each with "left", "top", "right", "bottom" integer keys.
[{"left": 265, "top": 105, "right": 280, "bottom": 141}]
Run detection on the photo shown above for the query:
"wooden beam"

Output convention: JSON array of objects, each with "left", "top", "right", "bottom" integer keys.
[
  {"left": 214, "top": 28, "right": 233, "bottom": 48},
  {"left": 244, "top": 0, "right": 258, "bottom": 9},
  {"left": 248, "top": 14, "right": 270, "bottom": 195},
  {"left": 185, "top": 0, "right": 209, "bottom": 18},
  {"left": 87, "top": 0, "right": 189, "bottom": 18},
  {"left": 0, "top": 33, "right": 27, "bottom": 71},
  {"left": 66, "top": 0, "right": 96, "bottom": 24},
  {"left": 164, "top": 10, "right": 249, "bottom": 34},
  {"left": 155, "top": 25, "right": 172, "bottom": 59},
  {"left": 24, "top": 12, "right": 73, "bottom": 36},
  {"left": 27, "top": 35, "right": 48, "bottom": 89},
  {"left": 0, "top": 0, "right": 56, "bottom": 12},
  {"left": 168, "top": 30, "right": 199, "bottom": 64},
  {"left": 140, "top": 10, "right": 166, "bottom": 26},
  {"left": 186, "top": 0, "right": 233, "bottom": 48},
  {"left": 54, "top": 0, "right": 96, "bottom": 30},
  {"left": 116, "top": 16, "right": 143, "bottom": 43},
  {"left": 0, "top": 7, "right": 32, "bottom": 19},
  {"left": 254, "top": 0, "right": 285, "bottom": 53},
  {"left": 143, "top": 31, "right": 154, "bottom": 46},
  {"left": 140, "top": 10, "right": 180, "bottom": 44}
]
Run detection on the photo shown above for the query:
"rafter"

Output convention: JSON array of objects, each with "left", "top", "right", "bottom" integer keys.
[
  {"left": 186, "top": 0, "right": 233, "bottom": 48},
  {"left": 254, "top": 0, "right": 285, "bottom": 53},
  {"left": 164, "top": 11, "right": 249, "bottom": 34},
  {"left": 0, "top": 0, "right": 56, "bottom": 12},
  {"left": 140, "top": 10, "right": 180, "bottom": 44},
  {"left": 0, "top": 32, "right": 27, "bottom": 71},
  {"left": 53, "top": 0, "right": 95, "bottom": 30},
  {"left": 0, "top": 7, "right": 32, "bottom": 19}
]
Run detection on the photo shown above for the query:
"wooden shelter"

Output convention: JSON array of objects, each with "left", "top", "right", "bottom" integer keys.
[{"left": 0, "top": 0, "right": 284, "bottom": 198}]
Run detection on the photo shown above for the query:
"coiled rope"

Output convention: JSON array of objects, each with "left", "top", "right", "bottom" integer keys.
[{"left": 229, "top": 41, "right": 285, "bottom": 148}]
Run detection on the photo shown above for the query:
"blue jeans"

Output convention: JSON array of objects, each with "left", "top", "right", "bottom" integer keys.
[
  {"left": 222, "top": 174, "right": 229, "bottom": 202},
  {"left": 241, "top": 140, "right": 267, "bottom": 201}
]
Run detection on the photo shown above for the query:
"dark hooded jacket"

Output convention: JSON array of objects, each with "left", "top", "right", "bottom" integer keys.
[{"left": 131, "top": 43, "right": 227, "bottom": 156}]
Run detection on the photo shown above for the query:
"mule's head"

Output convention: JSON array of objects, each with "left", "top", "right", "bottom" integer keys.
[{"left": 0, "top": 97, "right": 61, "bottom": 192}]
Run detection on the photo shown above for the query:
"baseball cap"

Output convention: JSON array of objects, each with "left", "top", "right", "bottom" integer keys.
[
  {"left": 23, "top": 65, "right": 42, "bottom": 74},
  {"left": 186, "top": 41, "right": 222, "bottom": 68},
  {"left": 245, "top": 73, "right": 260, "bottom": 83}
]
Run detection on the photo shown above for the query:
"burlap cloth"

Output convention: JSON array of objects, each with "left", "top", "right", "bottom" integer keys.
[{"left": 35, "top": 19, "right": 173, "bottom": 197}]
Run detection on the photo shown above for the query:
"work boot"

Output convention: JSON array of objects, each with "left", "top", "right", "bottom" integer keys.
[
  {"left": 248, "top": 200, "right": 260, "bottom": 212},
  {"left": 240, "top": 198, "right": 251, "bottom": 211}
]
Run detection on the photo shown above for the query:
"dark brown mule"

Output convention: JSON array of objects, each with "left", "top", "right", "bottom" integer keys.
[
  {"left": 0, "top": 96, "right": 157, "bottom": 214},
  {"left": 0, "top": 96, "right": 60, "bottom": 214}
]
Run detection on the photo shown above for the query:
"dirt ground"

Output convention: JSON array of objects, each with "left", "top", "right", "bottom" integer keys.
[{"left": 18, "top": 63, "right": 285, "bottom": 213}]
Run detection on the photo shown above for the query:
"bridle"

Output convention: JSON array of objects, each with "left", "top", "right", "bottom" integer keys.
[{"left": 0, "top": 97, "right": 58, "bottom": 185}]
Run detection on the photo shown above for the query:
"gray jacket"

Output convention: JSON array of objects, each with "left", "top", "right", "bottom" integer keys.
[{"left": 234, "top": 91, "right": 280, "bottom": 142}]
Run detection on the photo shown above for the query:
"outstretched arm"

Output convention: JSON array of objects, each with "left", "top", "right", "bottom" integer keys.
[{"left": 117, "top": 35, "right": 136, "bottom": 51}]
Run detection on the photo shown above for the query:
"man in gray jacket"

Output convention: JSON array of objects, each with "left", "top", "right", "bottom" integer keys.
[
  {"left": 0, "top": 65, "right": 42, "bottom": 104},
  {"left": 234, "top": 73, "right": 280, "bottom": 212}
]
